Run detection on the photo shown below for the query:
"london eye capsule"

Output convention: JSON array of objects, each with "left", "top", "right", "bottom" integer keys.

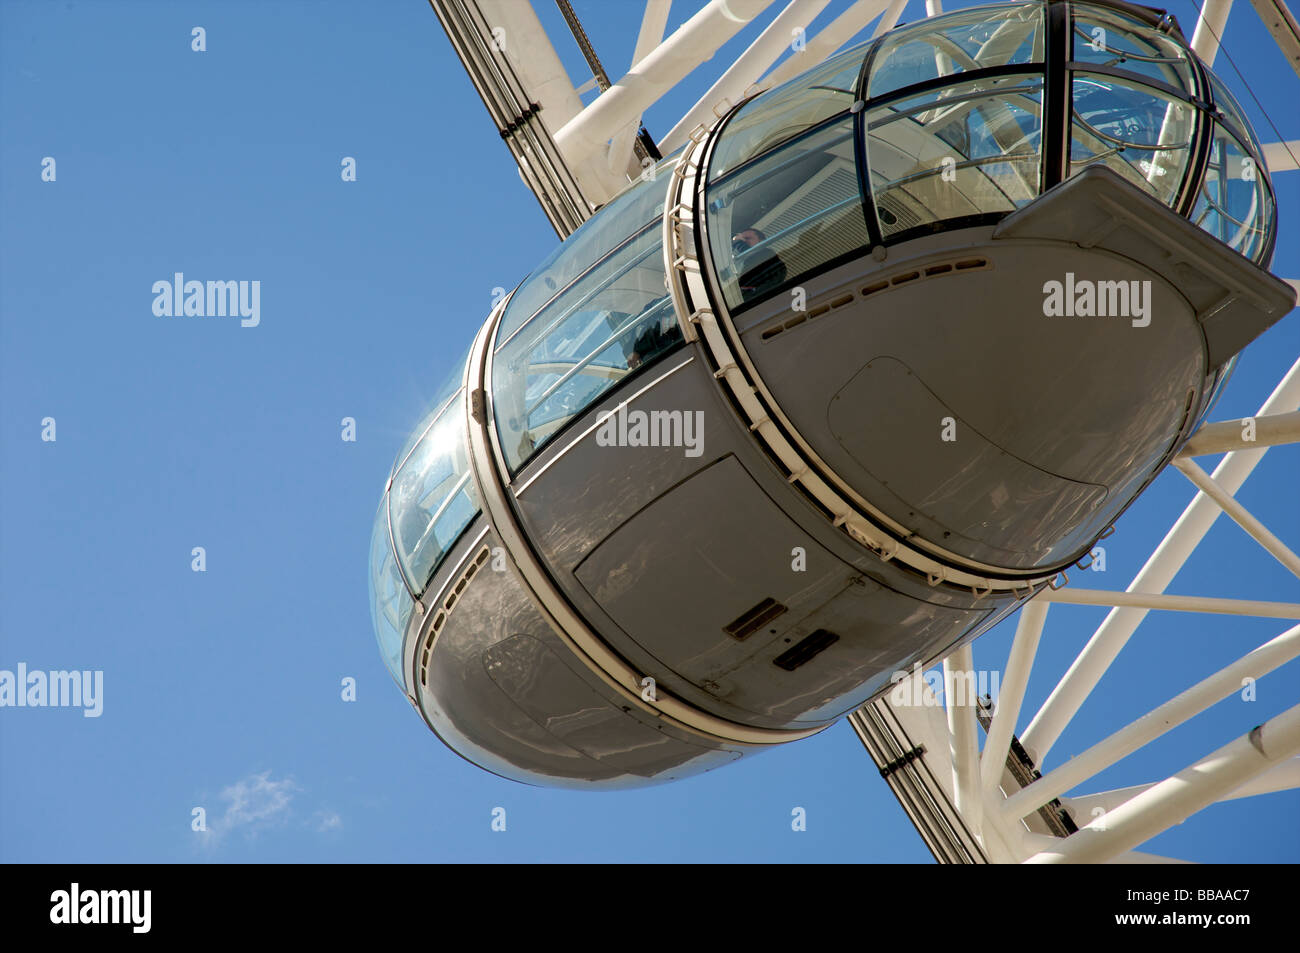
[{"left": 370, "top": 0, "right": 1295, "bottom": 788}]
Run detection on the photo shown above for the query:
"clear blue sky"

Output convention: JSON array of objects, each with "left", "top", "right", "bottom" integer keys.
[{"left": 1, "top": 0, "right": 1296, "bottom": 863}]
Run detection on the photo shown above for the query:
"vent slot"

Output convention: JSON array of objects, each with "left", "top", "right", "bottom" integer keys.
[
  {"left": 419, "top": 544, "right": 489, "bottom": 687},
  {"left": 773, "top": 628, "right": 840, "bottom": 671},
  {"left": 724, "top": 597, "right": 787, "bottom": 641},
  {"left": 760, "top": 255, "right": 991, "bottom": 341}
]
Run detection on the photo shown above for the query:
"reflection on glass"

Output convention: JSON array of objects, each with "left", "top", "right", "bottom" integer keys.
[
  {"left": 1191, "top": 122, "right": 1273, "bottom": 262},
  {"left": 391, "top": 346, "right": 470, "bottom": 481},
  {"left": 493, "top": 222, "right": 681, "bottom": 473},
  {"left": 1070, "top": 5, "right": 1195, "bottom": 93},
  {"left": 867, "top": 74, "right": 1043, "bottom": 237},
  {"left": 369, "top": 499, "right": 413, "bottom": 685},
  {"left": 1205, "top": 69, "right": 1264, "bottom": 159},
  {"left": 869, "top": 2, "right": 1043, "bottom": 99},
  {"left": 1069, "top": 72, "right": 1194, "bottom": 204},
  {"left": 497, "top": 155, "right": 679, "bottom": 343},
  {"left": 708, "top": 116, "right": 870, "bottom": 310},
  {"left": 708, "top": 44, "right": 865, "bottom": 182},
  {"left": 389, "top": 391, "right": 480, "bottom": 595}
]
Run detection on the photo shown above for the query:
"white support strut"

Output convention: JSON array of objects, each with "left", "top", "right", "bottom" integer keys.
[
  {"left": 1021, "top": 356, "right": 1300, "bottom": 764},
  {"left": 1192, "top": 0, "right": 1236, "bottom": 66},
  {"left": 1026, "top": 702, "right": 1300, "bottom": 863},
  {"left": 1004, "top": 624, "right": 1300, "bottom": 821}
]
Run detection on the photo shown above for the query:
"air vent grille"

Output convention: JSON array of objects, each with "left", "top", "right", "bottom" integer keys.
[
  {"left": 420, "top": 545, "right": 491, "bottom": 687},
  {"left": 773, "top": 628, "right": 840, "bottom": 671},
  {"left": 724, "top": 597, "right": 787, "bottom": 641}
]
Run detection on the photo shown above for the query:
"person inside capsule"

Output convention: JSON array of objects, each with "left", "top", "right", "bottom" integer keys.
[
  {"left": 626, "top": 297, "right": 682, "bottom": 369},
  {"left": 732, "top": 227, "right": 788, "bottom": 302}
]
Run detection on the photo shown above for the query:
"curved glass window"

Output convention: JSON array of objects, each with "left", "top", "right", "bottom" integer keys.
[
  {"left": 708, "top": 115, "right": 871, "bottom": 310},
  {"left": 370, "top": 354, "right": 482, "bottom": 687},
  {"left": 1070, "top": 5, "right": 1195, "bottom": 93},
  {"left": 708, "top": 45, "right": 866, "bottom": 182},
  {"left": 1069, "top": 71, "right": 1194, "bottom": 205},
  {"left": 1191, "top": 122, "right": 1273, "bottom": 262},
  {"left": 492, "top": 158, "right": 684, "bottom": 473},
  {"left": 699, "top": 0, "right": 1276, "bottom": 304},
  {"left": 389, "top": 387, "right": 479, "bottom": 594},
  {"left": 867, "top": 73, "right": 1043, "bottom": 238},
  {"left": 868, "top": 2, "right": 1044, "bottom": 99},
  {"left": 497, "top": 155, "right": 679, "bottom": 344},
  {"left": 369, "top": 499, "right": 413, "bottom": 686}
]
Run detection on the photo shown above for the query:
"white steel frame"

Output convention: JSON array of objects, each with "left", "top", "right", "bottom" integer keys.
[{"left": 439, "top": 0, "right": 1300, "bottom": 862}]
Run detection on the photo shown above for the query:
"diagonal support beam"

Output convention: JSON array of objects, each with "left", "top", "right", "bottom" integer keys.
[
  {"left": 1036, "top": 588, "right": 1300, "bottom": 618},
  {"left": 1173, "top": 458, "right": 1300, "bottom": 579},
  {"left": 1192, "top": 0, "right": 1235, "bottom": 66},
  {"left": 660, "top": 0, "right": 835, "bottom": 154},
  {"left": 1021, "top": 356, "right": 1300, "bottom": 763},
  {"left": 944, "top": 643, "right": 983, "bottom": 839},
  {"left": 1178, "top": 410, "right": 1300, "bottom": 456},
  {"left": 1004, "top": 624, "right": 1300, "bottom": 821},
  {"left": 1063, "top": 755, "right": 1300, "bottom": 818},
  {"left": 554, "top": 0, "right": 777, "bottom": 165},
  {"left": 980, "top": 600, "right": 1048, "bottom": 797},
  {"left": 1026, "top": 701, "right": 1300, "bottom": 863}
]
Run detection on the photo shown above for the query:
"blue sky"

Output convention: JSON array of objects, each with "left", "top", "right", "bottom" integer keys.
[{"left": 1, "top": 0, "right": 1296, "bottom": 863}]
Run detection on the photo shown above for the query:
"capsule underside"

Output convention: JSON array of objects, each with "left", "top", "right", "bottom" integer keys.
[{"left": 370, "top": 0, "right": 1295, "bottom": 788}]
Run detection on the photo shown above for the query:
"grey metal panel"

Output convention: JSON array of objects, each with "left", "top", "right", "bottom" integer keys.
[
  {"left": 572, "top": 453, "right": 992, "bottom": 727},
  {"left": 574, "top": 455, "right": 854, "bottom": 689},
  {"left": 415, "top": 519, "right": 748, "bottom": 788},
  {"left": 718, "top": 572, "right": 990, "bottom": 725},
  {"left": 484, "top": 634, "right": 741, "bottom": 778},
  {"left": 739, "top": 224, "right": 1209, "bottom": 570},
  {"left": 509, "top": 349, "right": 1022, "bottom": 729},
  {"left": 992, "top": 166, "right": 1297, "bottom": 367},
  {"left": 510, "top": 355, "right": 731, "bottom": 573},
  {"left": 828, "top": 357, "right": 1108, "bottom": 569}
]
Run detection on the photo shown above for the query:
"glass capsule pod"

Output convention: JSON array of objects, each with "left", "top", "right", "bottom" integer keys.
[{"left": 370, "top": 1, "right": 1293, "bottom": 787}]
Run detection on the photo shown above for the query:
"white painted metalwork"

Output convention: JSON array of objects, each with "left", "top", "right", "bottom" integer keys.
[
  {"left": 1193, "top": 0, "right": 1236, "bottom": 65},
  {"left": 660, "top": 0, "right": 834, "bottom": 154},
  {"left": 1264, "top": 140, "right": 1300, "bottom": 171}
]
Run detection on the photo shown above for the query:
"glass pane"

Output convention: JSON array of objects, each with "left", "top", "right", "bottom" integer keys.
[
  {"left": 389, "top": 392, "right": 480, "bottom": 594},
  {"left": 390, "top": 344, "right": 470, "bottom": 480},
  {"left": 1205, "top": 69, "right": 1264, "bottom": 160},
  {"left": 369, "top": 499, "right": 413, "bottom": 686},
  {"left": 868, "top": 3, "right": 1044, "bottom": 100},
  {"left": 1069, "top": 72, "right": 1195, "bottom": 205},
  {"left": 492, "top": 222, "right": 681, "bottom": 472},
  {"left": 1191, "top": 122, "right": 1273, "bottom": 262},
  {"left": 708, "top": 116, "right": 870, "bottom": 310},
  {"left": 497, "top": 153, "right": 678, "bottom": 343},
  {"left": 866, "top": 74, "right": 1043, "bottom": 238},
  {"left": 1070, "top": 2, "right": 1195, "bottom": 93},
  {"left": 708, "top": 44, "right": 866, "bottom": 182}
]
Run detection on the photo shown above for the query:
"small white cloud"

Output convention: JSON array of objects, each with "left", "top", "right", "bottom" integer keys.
[
  {"left": 199, "top": 771, "right": 298, "bottom": 846},
  {"left": 312, "top": 810, "right": 343, "bottom": 832}
]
